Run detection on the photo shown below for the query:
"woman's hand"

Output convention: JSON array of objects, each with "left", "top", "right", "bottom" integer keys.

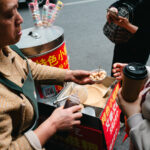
[
  {"left": 34, "top": 105, "right": 82, "bottom": 146},
  {"left": 117, "top": 88, "right": 142, "bottom": 118},
  {"left": 113, "top": 16, "right": 138, "bottom": 34},
  {"left": 112, "top": 16, "right": 130, "bottom": 28},
  {"left": 107, "top": 7, "right": 138, "bottom": 34},
  {"left": 49, "top": 105, "right": 82, "bottom": 131},
  {"left": 65, "top": 70, "right": 94, "bottom": 85},
  {"left": 112, "top": 63, "right": 127, "bottom": 80},
  {"left": 107, "top": 7, "right": 118, "bottom": 23}
]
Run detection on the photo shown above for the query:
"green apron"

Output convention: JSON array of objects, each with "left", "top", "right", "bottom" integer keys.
[{"left": 0, "top": 45, "right": 39, "bottom": 130}]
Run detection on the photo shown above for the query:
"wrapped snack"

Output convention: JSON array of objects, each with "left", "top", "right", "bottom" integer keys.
[
  {"left": 64, "top": 94, "right": 84, "bottom": 110},
  {"left": 42, "top": 0, "right": 55, "bottom": 27},
  {"left": 28, "top": 0, "right": 42, "bottom": 27},
  {"left": 42, "top": 4, "right": 48, "bottom": 27},
  {"left": 64, "top": 94, "right": 80, "bottom": 108},
  {"left": 48, "top": 0, "right": 64, "bottom": 26},
  {"left": 47, "top": 3, "right": 56, "bottom": 27}
]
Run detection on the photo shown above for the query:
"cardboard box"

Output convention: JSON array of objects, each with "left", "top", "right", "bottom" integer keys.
[{"left": 38, "top": 76, "right": 121, "bottom": 150}]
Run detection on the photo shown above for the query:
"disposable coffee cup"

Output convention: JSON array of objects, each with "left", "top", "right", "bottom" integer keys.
[{"left": 121, "top": 63, "right": 148, "bottom": 102}]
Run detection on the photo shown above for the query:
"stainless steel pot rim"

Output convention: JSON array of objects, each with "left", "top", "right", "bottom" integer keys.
[
  {"left": 27, "top": 40, "right": 65, "bottom": 58},
  {"left": 20, "top": 34, "right": 64, "bottom": 57}
]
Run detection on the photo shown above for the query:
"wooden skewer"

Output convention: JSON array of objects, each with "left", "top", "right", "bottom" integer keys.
[
  {"left": 98, "top": 65, "right": 101, "bottom": 74},
  {"left": 53, "top": 95, "right": 69, "bottom": 105}
]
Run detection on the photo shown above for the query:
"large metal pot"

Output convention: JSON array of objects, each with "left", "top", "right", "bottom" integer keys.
[{"left": 16, "top": 26, "right": 69, "bottom": 99}]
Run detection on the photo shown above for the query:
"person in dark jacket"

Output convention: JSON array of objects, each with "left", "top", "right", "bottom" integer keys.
[
  {"left": 106, "top": 0, "right": 150, "bottom": 76},
  {"left": 106, "top": 0, "right": 150, "bottom": 124}
]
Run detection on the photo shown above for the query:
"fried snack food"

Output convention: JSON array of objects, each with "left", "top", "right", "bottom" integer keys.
[{"left": 90, "top": 69, "right": 107, "bottom": 83}]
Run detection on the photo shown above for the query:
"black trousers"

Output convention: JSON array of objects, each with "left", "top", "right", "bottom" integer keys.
[{"left": 111, "top": 44, "right": 150, "bottom": 76}]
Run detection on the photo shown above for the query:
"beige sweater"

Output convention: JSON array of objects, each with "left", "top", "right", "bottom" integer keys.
[{"left": 0, "top": 46, "right": 67, "bottom": 150}]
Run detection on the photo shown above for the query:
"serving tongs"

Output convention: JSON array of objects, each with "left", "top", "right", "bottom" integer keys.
[
  {"left": 103, "top": 80, "right": 118, "bottom": 98},
  {"left": 53, "top": 95, "right": 70, "bottom": 105},
  {"left": 53, "top": 93, "right": 79, "bottom": 105}
]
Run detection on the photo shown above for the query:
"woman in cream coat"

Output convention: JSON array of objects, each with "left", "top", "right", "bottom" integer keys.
[{"left": 0, "top": 0, "right": 94, "bottom": 149}]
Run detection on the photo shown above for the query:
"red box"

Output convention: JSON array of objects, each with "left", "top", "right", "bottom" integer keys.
[{"left": 38, "top": 77, "right": 121, "bottom": 150}]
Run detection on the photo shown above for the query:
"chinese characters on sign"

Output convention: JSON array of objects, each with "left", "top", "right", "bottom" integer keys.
[
  {"left": 100, "top": 83, "right": 121, "bottom": 150},
  {"left": 33, "top": 43, "right": 69, "bottom": 69},
  {"left": 31, "top": 42, "right": 69, "bottom": 98}
]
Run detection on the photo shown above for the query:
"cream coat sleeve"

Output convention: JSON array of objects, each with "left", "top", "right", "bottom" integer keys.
[
  {"left": 127, "top": 114, "right": 150, "bottom": 150},
  {"left": 0, "top": 48, "right": 44, "bottom": 150},
  {"left": 127, "top": 91, "right": 150, "bottom": 150},
  {"left": 27, "top": 59, "right": 67, "bottom": 84},
  {"left": 0, "top": 86, "right": 44, "bottom": 150},
  {"left": 0, "top": 48, "right": 67, "bottom": 150},
  {"left": 0, "top": 108, "right": 34, "bottom": 150}
]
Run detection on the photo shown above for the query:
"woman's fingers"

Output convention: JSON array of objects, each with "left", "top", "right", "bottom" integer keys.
[
  {"left": 118, "top": 16, "right": 127, "bottom": 21},
  {"left": 109, "top": 7, "right": 118, "bottom": 13},
  {"left": 113, "top": 72, "right": 121, "bottom": 77},
  {"left": 73, "top": 112, "right": 82, "bottom": 119},
  {"left": 112, "top": 68, "right": 122, "bottom": 73},
  {"left": 113, "top": 63, "right": 123, "bottom": 68},
  {"left": 113, "top": 72, "right": 122, "bottom": 80},
  {"left": 135, "top": 94, "right": 143, "bottom": 105},
  {"left": 73, "top": 120, "right": 81, "bottom": 125},
  {"left": 69, "top": 105, "right": 82, "bottom": 113},
  {"left": 56, "top": 106, "right": 64, "bottom": 110}
]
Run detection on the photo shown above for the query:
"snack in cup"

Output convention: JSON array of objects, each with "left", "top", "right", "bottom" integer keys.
[
  {"left": 64, "top": 94, "right": 84, "bottom": 111},
  {"left": 90, "top": 69, "right": 107, "bottom": 83}
]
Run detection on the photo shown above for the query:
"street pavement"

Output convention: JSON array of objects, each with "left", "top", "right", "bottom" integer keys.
[{"left": 18, "top": 0, "right": 150, "bottom": 149}]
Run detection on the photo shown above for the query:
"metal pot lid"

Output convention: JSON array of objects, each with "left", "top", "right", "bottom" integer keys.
[{"left": 16, "top": 26, "right": 64, "bottom": 57}]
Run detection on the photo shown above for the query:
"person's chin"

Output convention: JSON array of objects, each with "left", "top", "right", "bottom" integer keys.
[
  {"left": 10, "top": 38, "right": 20, "bottom": 45},
  {"left": 15, "top": 35, "right": 21, "bottom": 43},
  {"left": 15, "top": 31, "right": 22, "bottom": 41},
  {"left": 9, "top": 32, "right": 22, "bottom": 45}
]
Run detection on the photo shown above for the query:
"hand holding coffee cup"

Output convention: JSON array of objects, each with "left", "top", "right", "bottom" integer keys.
[
  {"left": 117, "top": 88, "right": 142, "bottom": 118},
  {"left": 121, "top": 63, "right": 148, "bottom": 102}
]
